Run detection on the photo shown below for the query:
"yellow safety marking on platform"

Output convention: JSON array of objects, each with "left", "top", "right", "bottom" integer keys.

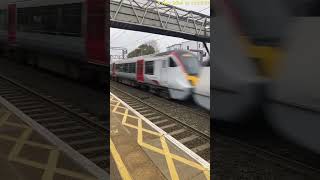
[
  {"left": 8, "top": 128, "right": 32, "bottom": 160},
  {"left": 110, "top": 95, "right": 210, "bottom": 180},
  {"left": 110, "top": 139, "right": 133, "bottom": 180},
  {"left": 160, "top": 136, "right": 179, "bottom": 180},
  {"left": 0, "top": 108, "right": 97, "bottom": 180},
  {"left": 5, "top": 122, "right": 29, "bottom": 128},
  {"left": 0, "top": 134, "right": 55, "bottom": 150},
  {"left": 112, "top": 101, "right": 121, "bottom": 112},
  {"left": 42, "top": 149, "right": 60, "bottom": 180},
  {"left": 0, "top": 110, "right": 10, "bottom": 125}
]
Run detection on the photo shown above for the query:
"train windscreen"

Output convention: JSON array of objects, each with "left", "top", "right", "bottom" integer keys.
[{"left": 179, "top": 52, "right": 201, "bottom": 75}]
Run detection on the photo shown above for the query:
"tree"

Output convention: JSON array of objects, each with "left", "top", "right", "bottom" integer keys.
[
  {"left": 127, "top": 44, "right": 155, "bottom": 58},
  {"left": 146, "top": 40, "right": 160, "bottom": 53}
]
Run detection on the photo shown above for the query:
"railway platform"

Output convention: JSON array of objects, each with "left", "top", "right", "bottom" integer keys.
[
  {"left": 110, "top": 93, "right": 210, "bottom": 180},
  {"left": 0, "top": 97, "right": 106, "bottom": 180}
]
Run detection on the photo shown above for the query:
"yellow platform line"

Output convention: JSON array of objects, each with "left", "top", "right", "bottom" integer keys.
[{"left": 110, "top": 139, "right": 133, "bottom": 180}]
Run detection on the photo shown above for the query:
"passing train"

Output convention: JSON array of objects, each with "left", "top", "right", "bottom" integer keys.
[
  {"left": 193, "top": 64, "right": 210, "bottom": 111},
  {"left": 111, "top": 50, "right": 201, "bottom": 100},
  {"left": 215, "top": 0, "right": 320, "bottom": 153},
  {"left": 0, "top": 0, "right": 107, "bottom": 83}
]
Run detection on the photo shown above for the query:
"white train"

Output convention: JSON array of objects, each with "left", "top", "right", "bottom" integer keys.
[
  {"left": 193, "top": 66, "right": 210, "bottom": 111},
  {"left": 111, "top": 50, "right": 201, "bottom": 100}
]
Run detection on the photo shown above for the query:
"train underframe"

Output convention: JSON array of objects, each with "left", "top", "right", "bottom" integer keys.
[{"left": 111, "top": 76, "right": 171, "bottom": 99}]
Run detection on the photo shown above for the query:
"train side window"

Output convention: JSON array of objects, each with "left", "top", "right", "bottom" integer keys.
[
  {"left": 145, "top": 61, "right": 154, "bottom": 75},
  {"left": 0, "top": 10, "right": 7, "bottom": 30},
  {"left": 169, "top": 57, "right": 177, "bottom": 67},
  {"left": 124, "top": 63, "right": 129, "bottom": 73},
  {"left": 131, "top": 63, "right": 136, "bottom": 73}
]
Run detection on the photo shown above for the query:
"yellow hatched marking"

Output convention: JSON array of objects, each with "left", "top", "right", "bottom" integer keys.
[
  {"left": 0, "top": 134, "right": 55, "bottom": 150},
  {"left": 0, "top": 110, "right": 10, "bottom": 125},
  {"left": 6, "top": 122, "right": 29, "bottom": 128},
  {"left": 0, "top": 108, "right": 98, "bottom": 180},
  {"left": 112, "top": 102, "right": 121, "bottom": 112},
  {"left": 8, "top": 128, "right": 32, "bottom": 160},
  {"left": 110, "top": 139, "right": 133, "bottom": 180},
  {"left": 111, "top": 95, "right": 210, "bottom": 180},
  {"left": 160, "top": 136, "right": 179, "bottom": 180},
  {"left": 42, "top": 149, "right": 60, "bottom": 180}
]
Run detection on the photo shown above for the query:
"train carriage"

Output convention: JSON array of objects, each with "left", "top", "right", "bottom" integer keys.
[
  {"left": 111, "top": 50, "right": 201, "bottom": 100},
  {"left": 0, "top": 0, "right": 107, "bottom": 82}
]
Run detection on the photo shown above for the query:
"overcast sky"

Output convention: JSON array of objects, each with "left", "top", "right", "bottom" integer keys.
[{"left": 110, "top": 0, "right": 210, "bottom": 56}]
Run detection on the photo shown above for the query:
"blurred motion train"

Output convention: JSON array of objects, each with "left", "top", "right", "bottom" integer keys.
[
  {"left": 193, "top": 63, "right": 210, "bottom": 111},
  {"left": 214, "top": 0, "right": 320, "bottom": 153},
  {"left": 0, "top": 0, "right": 107, "bottom": 83},
  {"left": 111, "top": 50, "right": 201, "bottom": 100}
]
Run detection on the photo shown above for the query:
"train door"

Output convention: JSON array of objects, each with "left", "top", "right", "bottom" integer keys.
[
  {"left": 8, "top": 4, "right": 16, "bottom": 44},
  {"left": 136, "top": 60, "right": 144, "bottom": 82},
  {"left": 160, "top": 59, "right": 168, "bottom": 86}
]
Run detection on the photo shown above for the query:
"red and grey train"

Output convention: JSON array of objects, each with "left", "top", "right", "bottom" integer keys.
[
  {"left": 111, "top": 50, "right": 201, "bottom": 100},
  {"left": 0, "top": 0, "right": 107, "bottom": 82}
]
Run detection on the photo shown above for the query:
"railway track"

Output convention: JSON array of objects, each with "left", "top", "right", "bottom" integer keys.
[
  {"left": 110, "top": 80, "right": 210, "bottom": 118},
  {"left": 0, "top": 75, "right": 109, "bottom": 172},
  {"left": 215, "top": 133, "right": 320, "bottom": 178},
  {"left": 110, "top": 85, "right": 211, "bottom": 162}
]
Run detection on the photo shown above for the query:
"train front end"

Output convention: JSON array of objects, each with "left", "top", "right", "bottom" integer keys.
[{"left": 168, "top": 51, "right": 201, "bottom": 100}]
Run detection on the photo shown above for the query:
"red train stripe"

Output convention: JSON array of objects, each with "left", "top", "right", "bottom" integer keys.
[
  {"left": 85, "top": 0, "right": 107, "bottom": 65},
  {"left": 8, "top": 4, "right": 16, "bottom": 44}
]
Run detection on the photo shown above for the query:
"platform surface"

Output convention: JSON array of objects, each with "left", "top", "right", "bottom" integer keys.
[
  {"left": 0, "top": 105, "right": 98, "bottom": 180},
  {"left": 110, "top": 93, "right": 210, "bottom": 180}
]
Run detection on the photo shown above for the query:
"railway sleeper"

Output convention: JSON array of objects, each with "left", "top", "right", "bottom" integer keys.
[
  {"left": 168, "top": 128, "right": 187, "bottom": 136},
  {"left": 34, "top": 116, "right": 70, "bottom": 123},
  {"left": 41, "top": 120, "right": 76, "bottom": 128},
  {"left": 6, "top": 97, "right": 36, "bottom": 103},
  {"left": 148, "top": 116, "right": 163, "bottom": 121},
  {"left": 49, "top": 126, "right": 83, "bottom": 133},
  {"left": 191, "top": 143, "right": 210, "bottom": 153},
  {"left": 16, "top": 104, "right": 46, "bottom": 110},
  {"left": 27, "top": 111, "right": 62, "bottom": 118},
  {"left": 21, "top": 107, "right": 55, "bottom": 114},
  {"left": 71, "top": 140, "right": 107, "bottom": 150},
  {"left": 11, "top": 100, "right": 41, "bottom": 106},
  {"left": 81, "top": 149, "right": 108, "bottom": 159},
  {"left": 159, "top": 123, "right": 177, "bottom": 130},
  {"left": 78, "top": 146, "right": 107, "bottom": 154},
  {"left": 179, "top": 134, "right": 199, "bottom": 144},
  {"left": 58, "top": 131, "right": 94, "bottom": 139},
  {"left": 142, "top": 112, "right": 156, "bottom": 117},
  {"left": 69, "top": 137, "right": 105, "bottom": 146},
  {"left": 2, "top": 94, "right": 28, "bottom": 99},
  {"left": 62, "top": 133, "right": 100, "bottom": 143},
  {"left": 153, "top": 119, "right": 169, "bottom": 125}
]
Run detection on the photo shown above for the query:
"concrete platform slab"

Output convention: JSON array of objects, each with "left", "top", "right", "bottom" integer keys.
[{"left": 110, "top": 93, "right": 210, "bottom": 180}]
